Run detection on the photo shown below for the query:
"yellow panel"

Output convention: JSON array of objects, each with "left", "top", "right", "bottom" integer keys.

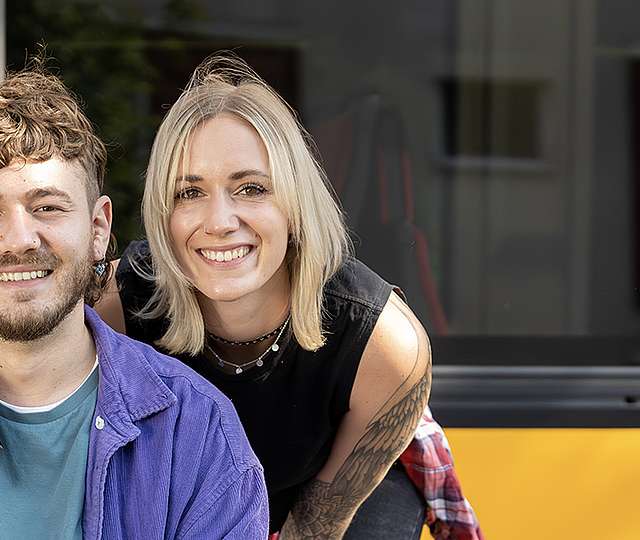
[{"left": 443, "top": 428, "right": 640, "bottom": 540}]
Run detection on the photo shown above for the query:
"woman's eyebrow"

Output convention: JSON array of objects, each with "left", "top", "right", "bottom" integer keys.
[
  {"left": 175, "top": 174, "right": 203, "bottom": 183},
  {"left": 229, "top": 169, "right": 270, "bottom": 181},
  {"left": 174, "top": 171, "right": 269, "bottom": 183}
]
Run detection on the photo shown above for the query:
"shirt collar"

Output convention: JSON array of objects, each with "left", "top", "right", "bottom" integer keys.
[{"left": 84, "top": 306, "right": 176, "bottom": 434}]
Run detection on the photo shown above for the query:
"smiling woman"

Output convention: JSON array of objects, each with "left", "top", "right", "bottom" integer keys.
[
  {"left": 95, "top": 54, "right": 479, "bottom": 540},
  {"left": 135, "top": 57, "right": 348, "bottom": 358}
]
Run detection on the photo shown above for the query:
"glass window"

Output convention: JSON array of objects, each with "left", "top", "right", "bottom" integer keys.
[{"left": 5, "top": 0, "right": 639, "bottom": 360}]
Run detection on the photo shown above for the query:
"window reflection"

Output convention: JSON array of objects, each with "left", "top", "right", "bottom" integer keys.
[{"left": 6, "top": 0, "right": 639, "bottom": 344}]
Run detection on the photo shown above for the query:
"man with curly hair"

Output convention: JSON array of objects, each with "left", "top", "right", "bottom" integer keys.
[{"left": 0, "top": 68, "right": 268, "bottom": 539}]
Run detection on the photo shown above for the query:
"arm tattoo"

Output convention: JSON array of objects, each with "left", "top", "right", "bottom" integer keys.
[{"left": 280, "top": 340, "right": 431, "bottom": 539}]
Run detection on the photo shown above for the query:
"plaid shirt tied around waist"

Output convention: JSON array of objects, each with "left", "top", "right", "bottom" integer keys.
[{"left": 399, "top": 406, "right": 484, "bottom": 540}]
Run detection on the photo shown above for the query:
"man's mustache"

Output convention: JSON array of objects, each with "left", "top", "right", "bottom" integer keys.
[{"left": 0, "top": 250, "right": 61, "bottom": 269}]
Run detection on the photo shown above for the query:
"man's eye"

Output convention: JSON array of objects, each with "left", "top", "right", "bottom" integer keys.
[
  {"left": 175, "top": 187, "right": 201, "bottom": 200},
  {"left": 237, "top": 183, "right": 267, "bottom": 197},
  {"left": 35, "top": 206, "right": 60, "bottom": 213}
]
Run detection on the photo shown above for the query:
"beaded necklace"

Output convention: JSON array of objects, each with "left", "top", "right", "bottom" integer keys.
[{"left": 207, "top": 322, "right": 284, "bottom": 346}]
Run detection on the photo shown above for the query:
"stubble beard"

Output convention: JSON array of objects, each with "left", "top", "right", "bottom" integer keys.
[{"left": 0, "top": 248, "right": 94, "bottom": 342}]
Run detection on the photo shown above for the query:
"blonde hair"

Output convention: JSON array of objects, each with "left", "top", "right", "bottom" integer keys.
[{"left": 140, "top": 55, "right": 350, "bottom": 354}]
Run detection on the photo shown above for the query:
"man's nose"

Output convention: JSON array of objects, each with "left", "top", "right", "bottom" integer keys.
[{"left": 0, "top": 209, "right": 41, "bottom": 254}]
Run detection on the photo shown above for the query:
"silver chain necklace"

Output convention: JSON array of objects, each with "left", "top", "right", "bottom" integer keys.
[{"left": 204, "top": 316, "right": 290, "bottom": 375}]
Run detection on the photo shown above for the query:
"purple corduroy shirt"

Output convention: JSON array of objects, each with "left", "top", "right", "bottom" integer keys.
[{"left": 81, "top": 306, "right": 269, "bottom": 539}]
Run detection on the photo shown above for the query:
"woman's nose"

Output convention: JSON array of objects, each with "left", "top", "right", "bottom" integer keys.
[{"left": 201, "top": 194, "right": 240, "bottom": 236}]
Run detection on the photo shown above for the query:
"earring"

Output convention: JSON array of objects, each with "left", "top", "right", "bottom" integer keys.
[{"left": 95, "top": 260, "right": 107, "bottom": 277}]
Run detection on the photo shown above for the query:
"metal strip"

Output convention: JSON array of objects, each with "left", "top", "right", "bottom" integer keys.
[
  {"left": 431, "top": 364, "right": 640, "bottom": 427},
  {"left": 434, "top": 365, "right": 640, "bottom": 378}
]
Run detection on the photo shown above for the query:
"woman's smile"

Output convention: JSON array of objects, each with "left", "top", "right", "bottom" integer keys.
[{"left": 197, "top": 245, "right": 255, "bottom": 269}]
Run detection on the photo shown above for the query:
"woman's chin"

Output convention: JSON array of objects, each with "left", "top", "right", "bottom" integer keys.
[{"left": 195, "top": 283, "right": 253, "bottom": 304}]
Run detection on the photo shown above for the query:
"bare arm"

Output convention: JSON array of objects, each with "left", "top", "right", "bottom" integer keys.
[
  {"left": 280, "top": 292, "right": 432, "bottom": 539},
  {"left": 93, "top": 259, "right": 126, "bottom": 334}
]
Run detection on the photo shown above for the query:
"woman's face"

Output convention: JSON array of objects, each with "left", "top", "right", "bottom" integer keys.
[{"left": 169, "top": 113, "right": 289, "bottom": 304}]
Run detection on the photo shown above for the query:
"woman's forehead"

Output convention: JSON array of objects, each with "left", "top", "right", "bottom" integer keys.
[{"left": 179, "top": 114, "right": 269, "bottom": 177}]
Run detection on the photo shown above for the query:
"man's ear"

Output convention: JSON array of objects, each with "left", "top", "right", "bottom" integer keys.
[{"left": 91, "top": 195, "right": 113, "bottom": 260}]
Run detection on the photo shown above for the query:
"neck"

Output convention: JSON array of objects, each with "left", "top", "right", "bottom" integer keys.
[
  {"left": 0, "top": 304, "right": 96, "bottom": 407},
  {"left": 198, "top": 264, "right": 291, "bottom": 342}
]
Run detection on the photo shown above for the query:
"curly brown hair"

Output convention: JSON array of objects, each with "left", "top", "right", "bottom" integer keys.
[
  {"left": 0, "top": 69, "right": 107, "bottom": 202},
  {"left": 0, "top": 69, "right": 113, "bottom": 305}
]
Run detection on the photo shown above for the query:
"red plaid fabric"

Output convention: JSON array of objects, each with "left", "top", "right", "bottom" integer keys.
[{"left": 399, "top": 406, "right": 484, "bottom": 540}]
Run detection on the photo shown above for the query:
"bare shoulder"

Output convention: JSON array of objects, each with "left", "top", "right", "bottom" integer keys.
[
  {"left": 94, "top": 259, "right": 126, "bottom": 334},
  {"left": 351, "top": 291, "right": 432, "bottom": 408}
]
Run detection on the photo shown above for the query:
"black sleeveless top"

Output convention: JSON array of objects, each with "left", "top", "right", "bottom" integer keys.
[{"left": 116, "top": 240, "right": 393, "bottom": 531}]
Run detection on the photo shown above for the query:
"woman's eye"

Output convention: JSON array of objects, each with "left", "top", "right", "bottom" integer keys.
[
  {"left": 237, "top": 183, "right": 267, "bottom": 197},
  {"left": 175, "top": 187, "right": 201, "bottom": 200}
]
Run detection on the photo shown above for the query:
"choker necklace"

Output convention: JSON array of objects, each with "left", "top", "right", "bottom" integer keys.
[
  {"left": 207, "top": 320, "right": 286, "bottom": 346},
  {"left": 205, "top": 316, "right": 291, "bottom": 375}
]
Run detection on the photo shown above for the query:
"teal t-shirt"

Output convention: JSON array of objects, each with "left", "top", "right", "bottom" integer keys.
[{"left": 0, "top": 367, "right": 98, "bottom": 540}]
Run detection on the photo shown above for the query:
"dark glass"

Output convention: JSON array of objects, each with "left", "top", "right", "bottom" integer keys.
[{"left": 5, "top": 0, "right": 638, "bottom": 362}]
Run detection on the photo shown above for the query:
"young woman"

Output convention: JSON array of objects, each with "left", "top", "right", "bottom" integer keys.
[{"left": 97, "top": 56, "right": 480, "bottom": 539}]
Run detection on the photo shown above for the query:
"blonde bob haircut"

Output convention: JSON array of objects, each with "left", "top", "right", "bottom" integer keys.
[{"left": 139, "top": 54, "right": 351, "bottom": 355}]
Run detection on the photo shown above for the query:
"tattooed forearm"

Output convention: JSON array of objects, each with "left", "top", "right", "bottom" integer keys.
[
  {"left": 331, "top": 374, "right": 430, "bottom": 497},
  {"left": 279, "top": 479, "right": 350, "bottom": 538},
  {"left": 280, "top": 373, "right": 431, "bottom": 539}
]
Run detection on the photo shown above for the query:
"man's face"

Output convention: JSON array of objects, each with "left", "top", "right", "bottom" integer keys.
[{"left": 0, "top": 158, "right": 111, "bottom": 341}]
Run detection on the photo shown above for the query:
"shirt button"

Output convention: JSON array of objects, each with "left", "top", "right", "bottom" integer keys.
[{"left": 95, "top": 416, "right": 105, "bottom": 430}]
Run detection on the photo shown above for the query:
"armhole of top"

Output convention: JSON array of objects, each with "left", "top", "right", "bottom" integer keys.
[
  {"left": 392, "top": 285, "right": 408, "bottom": 304},
  {"left": 331, "top": 279, "right": 394, "bottom": 419},
  {"left": 115, "top": 241, "right": 155, "bottom": 340}
]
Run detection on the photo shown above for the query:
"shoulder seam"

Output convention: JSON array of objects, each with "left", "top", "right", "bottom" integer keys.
[{"left": 324, "top": 288, "right": 381, "bottom": 310}]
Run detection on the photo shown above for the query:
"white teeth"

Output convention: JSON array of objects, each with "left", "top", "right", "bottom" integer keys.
[
  {"left": 0, "top": 270, "right": 50, "bottom": 282},
  {"left": 201, "top": 246, "right": 251, "bottom": 262}
]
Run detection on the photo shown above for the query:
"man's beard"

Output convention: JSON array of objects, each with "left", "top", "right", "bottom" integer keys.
[{"left": 0, "top": 248, "right": 93, "bottom": 342}]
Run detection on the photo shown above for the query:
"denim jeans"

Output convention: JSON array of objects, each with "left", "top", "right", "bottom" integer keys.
[{"left": 344, "top": 463, "right": 425, "bottom": 540}]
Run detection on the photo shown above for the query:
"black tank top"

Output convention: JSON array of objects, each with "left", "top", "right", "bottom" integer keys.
[{"left": 116, "top": 240, "right": 393, "bottom": 531}]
